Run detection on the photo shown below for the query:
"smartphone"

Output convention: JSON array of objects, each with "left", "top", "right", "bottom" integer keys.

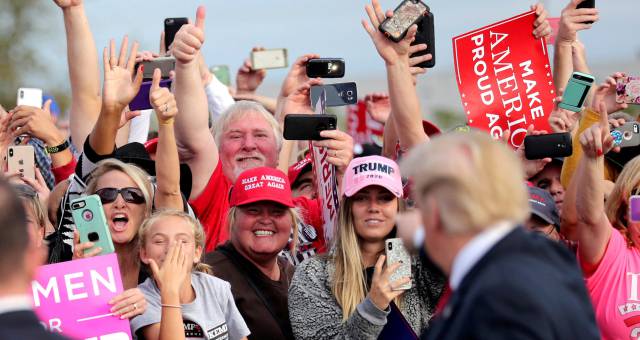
[
  {"left": 210, "top": 65, "right": 231, "bottom": 86},
  {"left": 306, "top": 58, "right": 345, "bottom": 78},
  {"left": 558, "top": 72, "right": 595, "bottom": 112},
  {"left": 611, "top": 122, "right": 640, "bottom": 148},
  {"left": 310, "top": 82, "right": 358, "bottom": 107},
  {"left": 410, "top": 10, "right": 435, "bottom": 68},
  {"left": 137, "top": 57, "right": 176, "bottom": 80},
  {"left": 7, "top": 145, "right": 35, "bottom": 180},
  {"left": 616, "top": 76, "right": 640, "bottom": 105},
  {"left": 251, "top": 48, "right": 288, "bottom": 70},
  {"left": 379, "top": 0, "right": 429, "bottom": 42},
  {"left": 283, "top": 114, "right": 337, "bottom": 140},
  {"left": 164, "top": 17, "right": 188, "bottom": 50},
  {"left": 523, "top": 132, "right": 573, "bottom": 160},
  {"left": 631, "top": 196, "right": 640, "bottom": 223},
  {"left": 576, "top": 0, "right": 595, "bottom": 24},
  {"left": 385, "top": 238, "right": 412, "bottom": 291},
  {"left": 71, "top": 195, "right": 115, "bottom": 256},
  {"left": 129, "top": 79, "right": 172, "bottom": 111},
  {"left": 16, "top": 88, "right": 43, "bottom": 108}
]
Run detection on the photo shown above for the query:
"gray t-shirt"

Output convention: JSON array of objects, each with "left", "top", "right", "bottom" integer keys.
[{"left": 131, "top": 272, "right": 250, "bottom": 340}]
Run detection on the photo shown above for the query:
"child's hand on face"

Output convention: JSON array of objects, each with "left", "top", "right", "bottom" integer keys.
[{"left": 149, "top": 241, "right": 192, "bottom": 295}]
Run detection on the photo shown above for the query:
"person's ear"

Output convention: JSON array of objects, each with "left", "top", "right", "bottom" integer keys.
[
  {"left": 139, "top": 246, "right": 150, "bottom": 265},
  {"left": 193, "top": 245, "right": 203, "bottom": 264}
]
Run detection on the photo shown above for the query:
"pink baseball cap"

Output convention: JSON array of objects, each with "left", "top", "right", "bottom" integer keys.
[
  {"left": 342, "top": 155, "right": 403, "bottom": 198},
  {"left": 230, "top": 167, "right": 294, "bottom": 207}
]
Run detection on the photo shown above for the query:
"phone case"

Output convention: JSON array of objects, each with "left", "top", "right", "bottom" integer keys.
[
  {"left": 631, "top": 196, "right": 640, "bottom": 223},
  {"left": 129, "top": 79, "right": 172, "bottom": 111},
  {"left": 310, "top": 82, "right": 358, "bottom": 107},
  {"left": 410, "top": 9, "right": 435, "bottom": 68},
  {"left": 524, "top": 132, "right": 573, "bottom": 160},
  {"left": 7, "top": 145, "right": 35, "bottom": 180},
  {"left": 210, "top": 65, "right": 231, "bottom": 86},
  {"left": 306, "top": 58, "right": 345, "bottom": 78},
  {"left": 385, "top": 238, "right": 412, "bottom": 291},
  {"left": 283, "top": 114, "right": 337, "bottom": 140},
  {"left": 558, "top": 72, "right": 595, "bottom": 112},
  {"left": 379, "top": 0, "right": 429, "bottom": 42},
  {"left": 611, "top": 122, "right": 640, "bottom": 148},
  {"left": 616, "top": 77, "right": 640, "bottom": 105},
  {"left": 251, "top": 49, "right": 288, "bottom": 70},
  {"left": 164, "top": 17, "right": 188, "bottom": 49},
  {"left": 71, "top": 195, "right": 115, "bottom": 256},
  {"left": 139, "top": 57, "right": 176, "bottom": 80},
  {"left": 16, "top": 88, "right": 43, "bottom": 108}
]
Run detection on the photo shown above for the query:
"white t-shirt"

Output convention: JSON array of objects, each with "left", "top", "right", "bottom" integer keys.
[{"left": 131, "top": 272, "right": 250, "bottom": 340}]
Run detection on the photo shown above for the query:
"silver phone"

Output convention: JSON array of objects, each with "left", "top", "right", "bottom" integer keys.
[
  {"left": 251, "top": 48, "right": 288, "bottom": 70},
  {"left": 17, "top": 88, "right": 43, "bottom": 108},
  {"left": 385, "top": 238, "right": 412, "bottom": 290}
]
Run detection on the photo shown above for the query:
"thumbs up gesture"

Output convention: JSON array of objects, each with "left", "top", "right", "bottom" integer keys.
[
  {"left": 172, "top": 6, "right": 206, "bottom": 65},
  {"left": 149, "top": 69, "right": 178, "bottom": 125}
]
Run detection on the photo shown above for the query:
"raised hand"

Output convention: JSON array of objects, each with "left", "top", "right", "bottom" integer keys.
[
  {"left": 150, "top": 69, "right": 178, "bottom": 124},
  {"left": 590, "top": 73, "right": 629, "bottom": 115},
  {"left": 313, "top": 129, "right": 355, "bottom": 176},
  {"left": 579, "top": 101, "right": 617, "bottom": 159},
  {"left": 280, "top": 54, "right": 320, "bottom": 98},
  {"left": 531, "top": 3, "right": 552, "bottom": 40},
  {"left": 367, "top": 255, "right": 410, "bottom": 310},
  {"left": 282, "top": 78, "right": 323, "bottom": 115},
  {"left": 9, "top": 100, "right": 65, "bottom": 146},
  {"left": 364, "top": 93, "right": 391, "bottom": 124},
  {"left": 362, "top": 0, "right": 418, "bottom": 65},
  {"left": 172, "top": 6, "right": 205, "bottom": 65},
  {"left": 236, "top": 47, "right": 267, "bottom": 94},
  {"left": 148, "top": 242, "right": 191, "bottom": 295},
  {"left": 557, "top": 0, "right": 599, "bottom": 45},
  {"left": 408, "top": 44, "right": 429, "bottom": 84},
  {"left": 507, "top": 125, "right": 552, "bottom": 179},
  {"left": 548, "top": 94, "right": 579, "bottom": 133},
  {"left": 102, "top": 36, "right": 143, "bottom": 114},
  {"left": 52, "top": 0, "right": 82, "bottom": 8}
]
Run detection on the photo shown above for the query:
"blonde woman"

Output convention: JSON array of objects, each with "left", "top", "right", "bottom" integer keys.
[
  {"left": 132, "top": 210, "right": 249, "bottom": 340},
  {"left": 288, "top": 156, "right": 444, "bottom": 339}
]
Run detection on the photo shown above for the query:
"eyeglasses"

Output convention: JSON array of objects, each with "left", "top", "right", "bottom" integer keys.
[{"left": 95, "top": 187, "right": 145, "bottom": 205}]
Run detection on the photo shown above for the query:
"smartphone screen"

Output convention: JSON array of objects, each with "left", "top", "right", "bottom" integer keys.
[
  {"left": 381, "top": 0, "right": 428, "bottom": 41},
  {"left": 631, "top": 196, "right": 640, "bottom": 222}
]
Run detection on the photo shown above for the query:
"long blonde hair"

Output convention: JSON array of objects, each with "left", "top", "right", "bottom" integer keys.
[
  {"left": 605, "top": 156, "right": 640, "bottom": 247},
  {"left": 138, "top": 210, "right": 213, "bottom": 274},
  {"left": 331, "top": 195, "right": 403, "bottom": 321}
]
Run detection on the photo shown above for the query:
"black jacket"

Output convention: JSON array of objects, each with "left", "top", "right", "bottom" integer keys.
[
  {"left": 0, "top": 310, "right": 69, "bottom": 340},
  {"left": 423, "top": 227, "right": 600, "bottom": 340}
]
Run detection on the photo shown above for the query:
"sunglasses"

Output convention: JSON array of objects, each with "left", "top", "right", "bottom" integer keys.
[{"left": 95, "top": 187, "right": 145, "bottom": 205}]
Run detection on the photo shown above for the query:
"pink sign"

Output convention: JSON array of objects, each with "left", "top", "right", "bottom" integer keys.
[{"left": 31, "top": 254, "right": 132, "bottom": 340}]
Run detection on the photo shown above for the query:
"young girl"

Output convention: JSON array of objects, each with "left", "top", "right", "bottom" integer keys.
[{"left": 131, "top": 210, "right": 249, "bottom": 340}]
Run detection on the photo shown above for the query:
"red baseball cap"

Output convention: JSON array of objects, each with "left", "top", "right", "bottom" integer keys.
[
  {"left": 230, "top": 167, "right": 294, "bottom": 207},
  {"left": 288, "top": 154, "right": 313, "bottom": 185}
]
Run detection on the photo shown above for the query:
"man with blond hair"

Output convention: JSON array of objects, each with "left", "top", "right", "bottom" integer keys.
[{"left": 402, "top": 132, "right": 599, "bottom": 339}]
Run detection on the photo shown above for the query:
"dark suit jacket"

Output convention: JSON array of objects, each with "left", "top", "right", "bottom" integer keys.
[
  {"left": 423, "top": 227, "right": 600, "bottom": 340},
  {"left": 0, "top": 310, "right": 69, "bottom": 340}
]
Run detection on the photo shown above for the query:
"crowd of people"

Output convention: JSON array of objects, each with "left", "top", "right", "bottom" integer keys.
[{"left": 0, "top": 0, "right": 634, "bottom": 339}]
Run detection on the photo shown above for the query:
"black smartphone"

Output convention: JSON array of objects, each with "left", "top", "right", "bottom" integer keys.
[
  {"left": 283, "top": 114, "right": 337, "bottom": 140},
  {"left": 310, "top": 82, "right": 358, "bottom": 108},
  {"left": 576, "top": 0, "right": 595, "bottom": 24},
  {"left": 136, "top": 57, "right": 176, "bottom": 80},
  {"left": 379, "top": 0, "right": 429, "bottom": 42},
  {"left": 410, "top": 10, "right": 435, "bottom": 68},
  {"left": 164, "top": 17, "right": 188, "bottom": 50},
  {"left": 306, "top": 58, "right": 345, "bottom": 78},
  {"left": 524, "top": 132, "right": 573, "bottom": 160}
]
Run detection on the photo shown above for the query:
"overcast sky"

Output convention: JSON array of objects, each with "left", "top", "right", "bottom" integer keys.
[{"left": 26, "top": 0, "right": 637, "bottom": 118}]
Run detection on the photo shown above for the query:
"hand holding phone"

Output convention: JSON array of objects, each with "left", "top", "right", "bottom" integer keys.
[
  {"left": 379, "top": 0, "right": 429, "bottom": 42},
  {"left": 558, "top": 72, "right": 595, "bottom": 112},
  {"left": 611, "top": 122, "right": 640, "bottom": 148},
  {"left": 164, "top": 17, "right": 188, "bottom": 50},
  {"left": 385, "top": 238, "right": 412, "bottom": 291},
  {"left": 129, "top": 79, "right": 172, "bottom": 111},
  {"left": 16, "top": 88, "right": 43, "bottom": 108},
  {"left": 136, "top": 57, "right": 175, "bottom": 80},
  {"left": 410, "top": 9, "right": 435, "bottom": 68},
  {"left": 71, "top": 195, "right": 115, "bottom": 256},
  {"left": 283, "top": 114, "right": 337, "bottom": 140},
  {"left": 310, "top": 82, "right": 358, "bottom": 107},
  {"left": 523, "top": 132, "right": 573, "bottom": 160}
]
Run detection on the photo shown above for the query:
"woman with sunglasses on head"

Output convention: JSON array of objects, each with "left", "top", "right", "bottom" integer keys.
[
  {"left": 288, "top": 156, "right": 444, "bottom": 339},
  {"left": 70, "top": 39, "right": 185, "bottom": 320}
]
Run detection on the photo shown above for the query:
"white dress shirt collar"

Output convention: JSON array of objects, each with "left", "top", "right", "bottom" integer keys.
[
  {"left": 0, "top": 294, "right": 33, "bottom": 315},
  {"left": 449, "top": 221, "right": 516, "bottom": 290}
]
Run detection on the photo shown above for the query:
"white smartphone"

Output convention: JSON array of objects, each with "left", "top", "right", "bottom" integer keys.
[
  {"left": 16, "top": 88, "right": 43, "bottom": 108},
  {"left": 7, "top": 145, "right": 36, "bottom": 181},
  {"left": 251, "top": 48, "right": 288, "bottom": 70},
  {"left": 385, "top": 238, "right": 412, "bottom": 291}
]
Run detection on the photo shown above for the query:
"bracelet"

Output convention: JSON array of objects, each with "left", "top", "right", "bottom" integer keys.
[
  {"left": 45, "top": 139, "right": 70, "bottom": 154},
  {"left": 161, "top": 304, "right": 181, "bottom": 309}
]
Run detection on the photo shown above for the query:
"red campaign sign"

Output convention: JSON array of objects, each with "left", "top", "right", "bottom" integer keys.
[
  {"left": 453, "top": 11, "right": 555, "bottom": 147},
  {"left": 347, "top": 100, "right": 384, "bottom": 146}
]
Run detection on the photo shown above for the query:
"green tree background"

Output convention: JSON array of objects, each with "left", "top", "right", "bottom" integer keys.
[{"left": 0, "top": 0, "right": 69, "bottom": 113}]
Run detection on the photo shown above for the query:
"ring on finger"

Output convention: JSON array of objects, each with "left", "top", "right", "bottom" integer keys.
[{"left": 133, "top": 303, "right": 138, "bottom": 310}]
